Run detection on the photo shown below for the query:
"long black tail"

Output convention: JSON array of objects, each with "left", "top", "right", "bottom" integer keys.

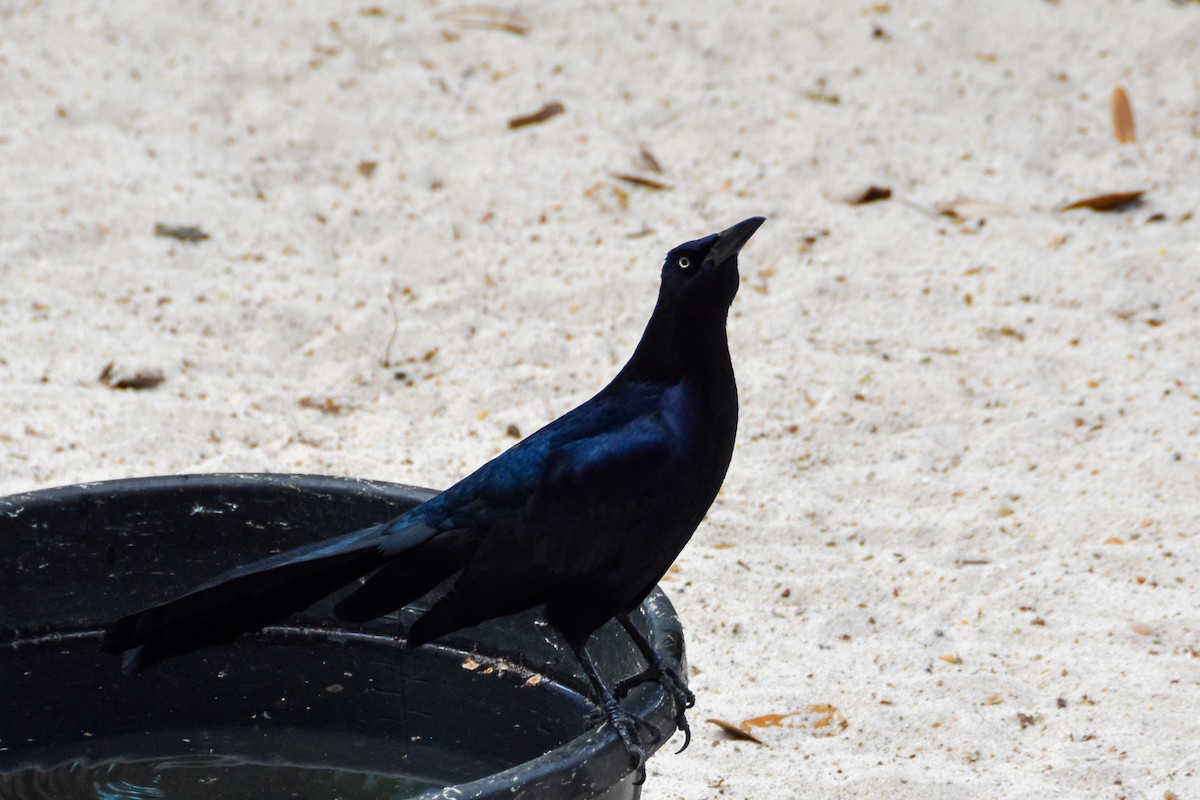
[{"left": 102, "top": 524, "right": 394, "bottom": 673}]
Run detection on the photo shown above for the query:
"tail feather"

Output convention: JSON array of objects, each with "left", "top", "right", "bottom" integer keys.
[
  {"left": 334, "top": 529, "right": 473, "bottom": 623},
  {"left": 102, "top": 523, "right": 396, "bottom": 672}
]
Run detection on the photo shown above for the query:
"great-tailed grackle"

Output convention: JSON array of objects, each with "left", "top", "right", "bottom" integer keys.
[{"left": 103, "top": 216, "right": 765, "bottom": 773}]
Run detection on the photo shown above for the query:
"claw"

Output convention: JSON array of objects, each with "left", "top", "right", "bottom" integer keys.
[
  {"left": 599, "top": 696, "right": 648, "bottom": 782},
  {"left": 612, "top": 660, "right": 694, "bottom": 751},
  {"left": 614, "top": 613, "right": 696, "bottom": 743},
  {"left": 660, "top": 666, "right": 693, "bottom": 752},
  {"left": 674, "top": 716, "right": 691, "bottom": 754},
  {"left": 615, "top": 664, "right": 694, "bottom": 708},
  {"left": 588, "top": 699, "right": 662, "bottom": 745}
]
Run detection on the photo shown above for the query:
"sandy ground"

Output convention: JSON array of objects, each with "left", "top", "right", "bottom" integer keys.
[{"left": 4, "top": 1, "right": 1200, "bottom": 797}]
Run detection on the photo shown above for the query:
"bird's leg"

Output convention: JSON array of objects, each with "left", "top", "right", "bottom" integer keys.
[
  {"left": 613, "top": 612, "right": 695, "bottom": 753},
  {"left": 570, "top": 636, "right": 661, "bottom": 784}
]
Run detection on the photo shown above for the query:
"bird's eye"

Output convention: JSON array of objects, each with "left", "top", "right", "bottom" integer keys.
[{"left": 678, "top": 257, "right": 691, "bottom": 270}]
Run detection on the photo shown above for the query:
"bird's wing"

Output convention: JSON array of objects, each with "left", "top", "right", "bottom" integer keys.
[
  {"left": 403, "top": 408, "right": 680, "bottom": 646},
  {"left": 464, "top": 400, "right": 682, "bottom": 588}
]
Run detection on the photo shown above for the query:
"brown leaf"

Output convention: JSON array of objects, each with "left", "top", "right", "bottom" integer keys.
[
  {"left": 980, "top": 325, "right": 1026, "bottom": 343},
  {"left": 610, "top": 172, "right": 673, "bottom": 191},
  {"left": 1111, "top": 86, "right": 1136, "bottom": 144},
  {"left": 636, "top": 149, "right": 663, "bottom": 174},
  {"left": 99, "top": 362, "right": 166, "bottom": 391},
  {"left": 706, "top": 718, "right": 765, "bottom": 744},
  {"left": 741, "top": 712, "right": 797, "bottom": 730},
  {"left": 508, "top": 101, "right": 564, "bottom": 129},
  {"left": 1061, "top": 191, "right": 1145, "bottom": 212},
  {"left": 298, "top": 396, "right": 359, "bottom": 415},
  {"left": 843, "top": 185, "right": 892, "bottom": 205},
  {"left": 807, "top": 704, "right": 848, "bottom": 735},
  {"left": 154, "top": 223, "right": 209, "bottom": 242},
  {"left": 438, "top": 6, "right": 530, "bottom": 35},
  {"left": 804, "top": 90, "right": 841, "bottom": 105}
]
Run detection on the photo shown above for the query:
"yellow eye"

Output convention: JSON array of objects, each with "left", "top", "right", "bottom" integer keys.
[{"left": 678, "top": 257, "right": 691, "bottom": 269}]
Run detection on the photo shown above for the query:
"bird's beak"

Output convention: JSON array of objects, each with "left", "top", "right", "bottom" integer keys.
[{"left": 707, "top": 216, "right": 766, "bottom": 267}]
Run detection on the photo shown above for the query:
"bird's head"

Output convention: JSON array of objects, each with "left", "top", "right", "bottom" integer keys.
[
  {"left": 621, "top": 217, "right": 765, "bottom": 381},
  {"left": 659, "top": 217, "right": 766, "bottom": 318}
]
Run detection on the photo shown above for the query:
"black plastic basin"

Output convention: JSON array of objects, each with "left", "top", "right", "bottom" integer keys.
[{"left": 0, "top": 474, "right": 688, "bottom": 799}]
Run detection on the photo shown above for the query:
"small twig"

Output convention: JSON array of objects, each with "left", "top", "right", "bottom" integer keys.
[{"left": 382, "top": 291, "right": 401, "bottom": 367}]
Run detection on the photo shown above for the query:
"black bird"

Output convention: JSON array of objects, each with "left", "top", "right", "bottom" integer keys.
[{"left": 102, "top": 216, "right": 765, "bottom": 771}]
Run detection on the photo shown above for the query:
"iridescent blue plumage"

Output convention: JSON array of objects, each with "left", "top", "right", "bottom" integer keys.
[{"left": 103, "top": 217, "right": 766, "bottom": 773}]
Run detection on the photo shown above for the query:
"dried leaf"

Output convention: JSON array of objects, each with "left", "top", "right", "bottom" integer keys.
[
  {"left": 99, "top": 362, "right": 166, "bottom": 391},
  {"left": 154, "top": 223, "right": 209, "bottom": 242},
  {"left": 439, "top": 6, "right": 530, "bottom": 35},
  {"left": 1111, "top": 86, "right": 1136, "bottom": 144},
  {"left": 636, "top": 149, "right": 663, "bottom": 174},
  {"left": 508, "top": 101, "right": 565, "bottom": 129},
  {"left": 706, "top": 718, "right": 765, "bottom": 744},
  {"left": 843, "top": 185, "right": 892, "bottom": 205},
  {"left": 804, "top": 90, "right": 841, "bottom": 105},
  {"left": 298, "top": 396, "right": 359, "bottom": 415},
  {"left": 806, "top": 704, "right": 848, "bottom": 735},
  {"left": 980, "top": 326, "right": 1026, "bottom": 343},
  {"left": 712, "top": 705, "right": 850, "bottom": 740},
  {"left": 610, "top": 172, "right": 673, "bottom": 191},
  {"left": 741, "top": 712, "right": 796, "bottom": 730},
  {"left": 1062, "top": 191, "right": 1145, "bottom": 212}
]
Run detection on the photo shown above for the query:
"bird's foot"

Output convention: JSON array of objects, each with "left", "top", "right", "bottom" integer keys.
[
  {"left": 613, "top": 664, "right": 695, "bottom": 752},
  {"left": 592, "top": 695, "right": 656, "bottom": 784},
  {"left": 585, "top": 699, "right": 663, "bottom": 746}
]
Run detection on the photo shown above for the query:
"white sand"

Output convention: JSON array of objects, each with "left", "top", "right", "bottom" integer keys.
[{"left": 3, "top": 2, "right": 1199, "bottom": 796}]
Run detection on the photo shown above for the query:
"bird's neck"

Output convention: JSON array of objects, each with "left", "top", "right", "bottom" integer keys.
[
  {"left": 619, "top": 301, "right": 735, "bottom": 394},
  {"left": 619, "top": 299, "right": 739, "bottom": 522}
]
